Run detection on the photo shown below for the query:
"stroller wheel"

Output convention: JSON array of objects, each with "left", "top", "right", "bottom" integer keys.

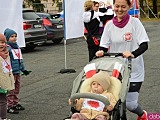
[
  {"left": 111, "top": 100, "right": 127, "bottom": 120},
  {"left": 121, "top": 112, "right": 127, "bottom": 120},
  {"left": 120, "top": 102, "right": 127, "bottom": 120},
  {"left": 112, "top": 110, "right": 120, "bottom": 120}
]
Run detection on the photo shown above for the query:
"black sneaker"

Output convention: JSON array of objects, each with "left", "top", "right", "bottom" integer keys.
[
  {"left": 14, "top": 104, "right": 25, "bottom": 110},
  {"left": 7, "top": 107, "right": 19, "bottom": 114}
]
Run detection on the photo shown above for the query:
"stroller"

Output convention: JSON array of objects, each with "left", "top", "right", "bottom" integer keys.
[{"left": 64, "top": 53, "right": 132, "bottom": 120}]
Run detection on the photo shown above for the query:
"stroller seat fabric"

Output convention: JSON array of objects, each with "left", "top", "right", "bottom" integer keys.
[{"left": 108, "top": 77, "right": 122, "bottom": 101}]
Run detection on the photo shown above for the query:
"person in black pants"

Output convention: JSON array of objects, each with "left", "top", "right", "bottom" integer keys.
[{"left": 83, "top": 1, "right": 114, "bottom": 62}]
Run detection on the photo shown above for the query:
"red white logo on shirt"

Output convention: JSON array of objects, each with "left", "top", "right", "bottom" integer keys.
[
  {"left": 124, "top": 32, "right": 132, "bottom": 41},
  {"left": 5, "top": 64, "right": 11, "bottom": 71},
  {"left": 82, "top": 98, "right": 105, "bottom": 112},
  {"left": 87, "top": 100, "right": 100, "bottom": 108}
]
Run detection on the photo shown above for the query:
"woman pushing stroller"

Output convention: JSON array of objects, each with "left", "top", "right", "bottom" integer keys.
[
  {"left": 68, "top": 71, "right": 117, "bottom": 120},
  {"left": 96, "top": 0, "right": 149, "bottom": 119}
]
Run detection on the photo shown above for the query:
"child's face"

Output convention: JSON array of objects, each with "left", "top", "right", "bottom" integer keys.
[
  {"left": 0, "top": 41, "right": 6, "bottom": 52},
  {"left": 8, "top": 34, "right": 17, "bottom": 43},
  {"left": 91, "top": 81, "right": 104, "bottom": 94}
]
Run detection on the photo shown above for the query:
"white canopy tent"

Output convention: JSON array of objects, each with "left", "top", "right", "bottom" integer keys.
[{"left": 0, "top": 0, "right": 25, "bottom": 47}]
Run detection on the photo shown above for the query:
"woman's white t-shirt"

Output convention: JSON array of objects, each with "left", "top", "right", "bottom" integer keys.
[{"left": 100, "top": 16, "right": 149, "bottom": 82}]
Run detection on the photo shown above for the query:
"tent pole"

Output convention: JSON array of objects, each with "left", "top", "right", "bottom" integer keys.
[
  {"left": 60, "top": 38, "right": 76, "bottom": 73},
  {"left": 64, "top": 39, "right": 67, "bottom": 69},
  {"left": 59, "top": 0, "right": 76, "bottom": 74}
]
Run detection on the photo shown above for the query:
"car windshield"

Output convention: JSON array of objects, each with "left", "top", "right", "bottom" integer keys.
[
  {"left": 36, "top": 13, "right": 52, "bottom": 19},
  {"left": 50, "top": 14, "right": 61, "bottom": 19},
  {"left": 23, "top": 11, "right": 40, "bottom": 20}
]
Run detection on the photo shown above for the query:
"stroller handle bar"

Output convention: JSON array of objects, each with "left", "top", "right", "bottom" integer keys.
[
  {"left": 103, "top": 52, "right": 123, "bottom": 57},
  {"left": 103, "top": 52, "right": 132, "bottom": 70},
  {"left": 70, "top": 93, "right": 110, "bottom": 107}
]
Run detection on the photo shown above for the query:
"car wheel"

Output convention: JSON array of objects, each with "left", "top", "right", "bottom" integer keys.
[{"left": 52, "top": 38, "right": 63, "bottom": 44}]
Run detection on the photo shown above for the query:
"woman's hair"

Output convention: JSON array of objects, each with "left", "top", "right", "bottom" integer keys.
[
  {"left": 84, "top": 1, "right": 94, "bottom": 11},
  {"left": 113, "top": 0, "right": 132, "bottom": 6},
  {"left": 93, "top": 1, "right": 99, "bottom": 6}
]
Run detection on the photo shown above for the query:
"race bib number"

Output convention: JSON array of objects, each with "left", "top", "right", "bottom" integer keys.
[
  {"left": 1, "top": 60, "right": 12, "bottom": 73},
  {"left": 11, "top": 48, "right": 23, "bottom": 59}
]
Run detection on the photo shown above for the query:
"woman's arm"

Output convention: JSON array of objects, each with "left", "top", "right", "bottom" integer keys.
[{"left": 132, "top": 42, "right": 148, "bottom": 58}]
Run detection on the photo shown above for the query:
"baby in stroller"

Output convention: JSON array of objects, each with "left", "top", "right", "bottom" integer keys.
[{"left": 69, "top": 71, "right": 117, "bottom": 120}]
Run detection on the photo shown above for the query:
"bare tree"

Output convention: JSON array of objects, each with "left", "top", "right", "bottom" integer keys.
[{"left": 52, "top": 0, "right": 63, "bottom": 11}]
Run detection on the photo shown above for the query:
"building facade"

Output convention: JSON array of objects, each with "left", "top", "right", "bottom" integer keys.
[{"left": 23, "top": 0, "right": 63, "bottom": 14}]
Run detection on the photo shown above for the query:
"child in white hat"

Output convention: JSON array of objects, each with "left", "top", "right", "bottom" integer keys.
[{"left": 69, "top": 71, "right": 117, "bottom": 120}]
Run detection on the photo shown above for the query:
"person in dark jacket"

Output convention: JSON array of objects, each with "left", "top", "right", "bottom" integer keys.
[{"left": 83, "top": 1, "right": 114, "bottom": 62}]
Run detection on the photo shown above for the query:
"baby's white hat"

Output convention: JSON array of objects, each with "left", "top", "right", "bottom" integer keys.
[{"left": 80, "top": 71, "right": 111, "bottom": 93}]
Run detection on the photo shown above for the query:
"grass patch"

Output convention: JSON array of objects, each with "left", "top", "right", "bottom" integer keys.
[{"left": 140, "top": 18, "right": 160, "bottom": 22}]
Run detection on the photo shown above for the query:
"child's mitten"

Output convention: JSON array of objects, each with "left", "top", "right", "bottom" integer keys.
[{"left": 22, "top": 70, "right": 30, "bottom": 76}]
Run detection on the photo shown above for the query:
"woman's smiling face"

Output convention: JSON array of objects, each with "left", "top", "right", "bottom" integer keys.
[
  {"left": 0, "top": 41, "right": 6, "bottom": 52},
  {"left": 114, "top": 0, "right": 131, "bottom": 21}
]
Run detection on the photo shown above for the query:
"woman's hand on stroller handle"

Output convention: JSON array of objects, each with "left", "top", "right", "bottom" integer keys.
[
  {"left": 96, "top": 50, "right": 123, "bottom": 57},
  {"left": 96, "top": 50, "right": 104, "bottom": 57},
  {"left": 96, "top": 50, "right": 134, "bottom": 59},
  {"left": 122, "top": 51, "right": 134, "bottom": 58}
]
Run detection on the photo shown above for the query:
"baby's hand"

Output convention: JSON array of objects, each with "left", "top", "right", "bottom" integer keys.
[
  {"left": 68, "top": 99, "right": 78, "bottom": 105},
  {"left": 107, "top": 105, "right": 114, "bottom": 111}
]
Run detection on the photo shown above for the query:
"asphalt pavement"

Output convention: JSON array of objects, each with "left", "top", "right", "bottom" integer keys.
[{"left": 7, "top": 21, "right": 160, "bottom": 120}]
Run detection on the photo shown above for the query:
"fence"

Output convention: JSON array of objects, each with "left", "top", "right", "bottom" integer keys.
[{"left": 140, "top": 1, "right": 160, "bottom": 18}]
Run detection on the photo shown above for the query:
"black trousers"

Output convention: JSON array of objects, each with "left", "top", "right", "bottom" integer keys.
[
  {"left": 88, "top": 46, "right": 99, "bottom": 62},
  {"left": 0, "top": 93, "right": 7, "bottom": 119}
]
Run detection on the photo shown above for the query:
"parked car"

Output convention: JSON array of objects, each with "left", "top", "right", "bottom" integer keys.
[
  {"left": 57, "top": 11, "right": 64, "bottom": 18},
  {"left": 23, "top": 9, "right": 47, "bottom": 51},
  {"left": 36, "top": 12, "right": 64, "bottom": 43}
]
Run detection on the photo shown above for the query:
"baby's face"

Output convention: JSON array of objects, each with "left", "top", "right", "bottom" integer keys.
[{"left": 91, "top": 81, "right": 104, "bottom": 94}]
